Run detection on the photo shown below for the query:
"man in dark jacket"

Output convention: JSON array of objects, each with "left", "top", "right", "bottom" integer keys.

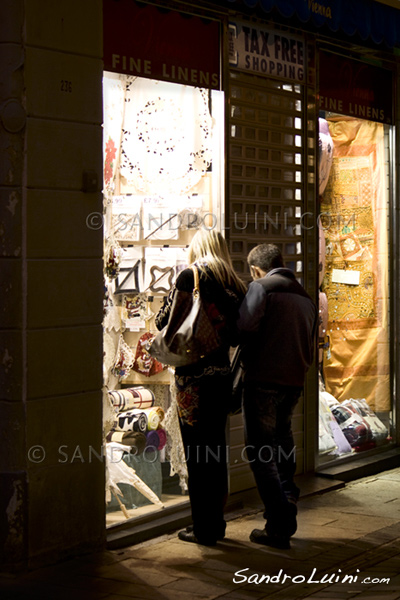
[{"left": 237, "top": 244, "right": 317, "bottom": 549}]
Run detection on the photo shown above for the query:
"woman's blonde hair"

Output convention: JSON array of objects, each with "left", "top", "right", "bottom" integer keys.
[{"left": 188, "top": 229, "right": 246, "bottom": 294}]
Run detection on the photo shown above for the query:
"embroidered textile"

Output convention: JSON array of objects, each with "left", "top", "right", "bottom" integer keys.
[
  {"left": 175, "top": 365, "right": 231, "bottom": 426},
  {"left": 321, "top": 118, "right": 390, "bottom": 411},
  {"left": 132, "top": 332, "right": 166, "bottom": 377}
]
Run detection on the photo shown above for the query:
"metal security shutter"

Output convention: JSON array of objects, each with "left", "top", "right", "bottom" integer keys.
[{"left": 227, "top": 70, "right": 308, "bottom": 493}]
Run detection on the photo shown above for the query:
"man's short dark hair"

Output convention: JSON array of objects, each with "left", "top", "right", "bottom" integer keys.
[{"left": 248, "top": 244, "right": 284, "bottom": 272}]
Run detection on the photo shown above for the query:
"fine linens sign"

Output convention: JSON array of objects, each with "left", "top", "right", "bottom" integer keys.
[
  {"left": 319, "top": 52, "right": 393, "bottom": 125},
  {"left": 229, "top": 21, "right": 305, "bottom": 84},
  {"left": 103, "top": 0, "right": 220, "bottom": 90}
]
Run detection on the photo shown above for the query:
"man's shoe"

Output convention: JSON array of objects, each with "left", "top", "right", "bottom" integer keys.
[
  {"left": 178, "top": 530, "right": 217, "bottom": 546},
  {"left": 185, "top": 524, "right": 225, "bottom": 541},
  {"left": 287, "top": 503, "right": 298, "bottom": 537},
  {"left": 250, "top": 528, "right": 291, "bottom": 550}
]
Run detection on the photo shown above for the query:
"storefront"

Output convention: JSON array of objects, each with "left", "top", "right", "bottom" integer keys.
[
  {"left": 102, "top": 0, "right": 225, "bottom": 530},
  {"left": 102, "top": 0, "right": 400, "bottom": 541},
  {"left": 4, "top": 0, "right": 400, "bottom": 571},
  {"left": 317, "top": 50, "right": 396, "bottom": 471}
]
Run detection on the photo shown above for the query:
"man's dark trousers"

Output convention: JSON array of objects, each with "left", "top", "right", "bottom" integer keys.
[{"left": 243, "top": 382, "right": 302, "bottom": 537}]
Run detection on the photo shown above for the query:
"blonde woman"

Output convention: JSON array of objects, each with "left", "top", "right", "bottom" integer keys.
[{"left": 156, "top": 229, "right": 246, "bottom": 546}]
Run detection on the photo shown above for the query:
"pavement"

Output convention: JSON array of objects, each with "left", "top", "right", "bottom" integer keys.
[{"left": 2, "top": 467, "right": 400, "bottom": 600}]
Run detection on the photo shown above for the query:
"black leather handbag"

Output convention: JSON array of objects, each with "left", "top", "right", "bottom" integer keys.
[{"left": 148, "top": 266, "right": 221, "bottom": 367}]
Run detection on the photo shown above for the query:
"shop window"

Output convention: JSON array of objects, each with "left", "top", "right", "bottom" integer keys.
[
  {"left": 102, "top": 73, "right": 224, "bottom": 526},
  {"left": 318, "top": 115, "right": 393, "bottom": 463}
]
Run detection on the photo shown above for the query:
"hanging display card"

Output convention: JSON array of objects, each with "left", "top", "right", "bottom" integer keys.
[
  {"left": 143, "top": 247, "right": 188, "bottom": 294},
  {"left": 114, "top": 247, "right": 143, "bottom": 294},
  {"left": 112, "top": 195, "right": 142, "bottom": 241}
]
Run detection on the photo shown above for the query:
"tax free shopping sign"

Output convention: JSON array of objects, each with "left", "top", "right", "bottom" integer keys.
[{"left": 229, "top": 21, "right": 305, "bottom": 84}]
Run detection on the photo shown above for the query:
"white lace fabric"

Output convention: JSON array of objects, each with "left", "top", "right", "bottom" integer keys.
[{"left": 120, "top": 78, "right": 213, "bottom": 195}]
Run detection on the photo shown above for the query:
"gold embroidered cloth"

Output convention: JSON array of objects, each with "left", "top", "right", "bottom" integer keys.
[{"left": 321, "top": 118, "right": 390, "bottom": 411}]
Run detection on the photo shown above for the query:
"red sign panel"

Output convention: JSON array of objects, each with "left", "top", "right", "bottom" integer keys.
[
  {"left": 103, "top": 0, "right": 220, "bottom": 89},
  {"left": 319, "top": 52, "right": 393, "bottom": 125}
]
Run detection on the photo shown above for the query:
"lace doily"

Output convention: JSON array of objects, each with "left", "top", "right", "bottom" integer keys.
[
  {"left": 103, "top": 332, "right": 117, "bottom": 385},
  {"left": 111, "top": 334, "right": 136, "bottom": 381},
  {"left": 104, "top": 305, "right": 123, "bottom": 332},
  {"left": 163, "top": 369, "right": 188, "bottom": 492},
  {"left": 103, "top": 386, "right": 116, "bottom": 439},
  {"left": 120, "top": 78, "right": 213, "bottom": 195}
]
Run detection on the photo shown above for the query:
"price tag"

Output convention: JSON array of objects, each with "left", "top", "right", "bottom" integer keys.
[
  {"left": 331, "top": 269, "right": 360, "bottom": 285},
  {"left": 125, "top": 319, "right": 145, "bottom": 331}
]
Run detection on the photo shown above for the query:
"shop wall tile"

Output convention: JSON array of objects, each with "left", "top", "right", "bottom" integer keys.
[
  {"left": 0, "top": 258, "right": 22, "bottom": 328},
  {"left": 26, "top": 391, "right": 102, "bottom": 471},
  {"left": 0, "top": 0, "right": 23, "bottom": 43},
  {"left": 26, "top": 119, "right": 102, "bottom": 191},
  {"left": 25, "top": 48, "right": 102, "bottom": 124},
  {"left": 0, "top": 131, "right": 23, "bottom": 187},
  {"left": 0, "top": 330, "right": 23, "bottom": 401},
  {"left": 26, "top": 190, "right": 103, "bottom": 259},
  {"left": 28, "top": 462, "right": 105, "bottom": 559},
  {"left": 25, "top": 0, "right": 102, "bottom": 58},
  {"left": 27, "top": 326, "right": 103, "bottom": 399},
  {"left": 0, "top": 401, "right": 26, "bottom": 471},
  {"left": 27, "top": 259, "right": 103, "bottom": 329},
  {"left": 0, "top": 472, "right": 27, "bottom": 565},
  {"left": 0, "top": 187, "right": 22, "bottom": 257},
  {"left": 0, "top": 43, "right": 25, "bottom": 99}
]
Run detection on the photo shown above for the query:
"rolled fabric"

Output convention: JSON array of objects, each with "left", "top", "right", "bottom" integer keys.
[
  {"left": 128, "top": 386, "right": 155, "bottom": 409},
  {"left": 108, "top": 387, "right": 155, "bottom": 412},
  {"left": 116, "top": 409, "right": 148, "bottom": 433},
  {"left": 156, "top": 428, "right": 167, "bottom": 450},
  {"left": 145, "top": 430, "right": 160, "bottom": 451},
  {"left": 143, "top": 406, "right": 165, "bottom": 430},
  {"left": 106, "top": 430, "right": 147, "bottom": 454}
]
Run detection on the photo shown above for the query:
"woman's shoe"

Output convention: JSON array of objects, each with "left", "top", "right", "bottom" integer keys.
[
  {"left": 185, "top": 524, "right": 225, "bottom": 541},
  {"left": 250, "top": 528, "right": 291, "bottom": 550},
  {"left": 178, "top": 530, "right": 217, "bottom": 546}
]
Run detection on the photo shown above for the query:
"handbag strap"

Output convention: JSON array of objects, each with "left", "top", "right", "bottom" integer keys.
[{"left": 191, "top": 265, "right": 200, "bottom": 297}]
